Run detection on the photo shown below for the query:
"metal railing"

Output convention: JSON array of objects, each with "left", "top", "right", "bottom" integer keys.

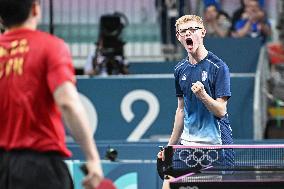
[{"left": 253, "top": 46, "right": 270, "bottom": 139}]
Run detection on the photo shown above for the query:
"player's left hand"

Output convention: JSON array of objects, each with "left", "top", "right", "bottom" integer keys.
[{"left": 191, "top": 81, "right": 206, "bottom": 98}]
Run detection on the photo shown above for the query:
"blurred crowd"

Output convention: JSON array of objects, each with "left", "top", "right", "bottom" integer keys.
[
  {"left": 155, "top": 0, "right": 275, "bottom": 56},
  {"left": 203, "top": 0, "right": 271, "bottom": 41},
  {"left": 155, "top": 0, "right": 274, "bottom": 60}
]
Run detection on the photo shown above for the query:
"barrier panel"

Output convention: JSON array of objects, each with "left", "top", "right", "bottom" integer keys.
[
  {"left": 129, "top": 37, "right": 263, "bottom": 74},
  {"left": 68, "top": 160, "right": 160, "bottom": 189},
  {"left": 76, "top": 74, "right": 255, "bottom": 140},
  {"left": 204, "top": 37, "right": 262, "bottom": 73}
]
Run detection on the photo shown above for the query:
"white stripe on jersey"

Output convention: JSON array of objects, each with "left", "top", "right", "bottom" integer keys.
[{"left": 206, "top": 58, "right": 219, "bottom": 68}]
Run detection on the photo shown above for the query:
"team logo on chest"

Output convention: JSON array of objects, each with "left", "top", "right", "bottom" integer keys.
[{"left": 201, "top": 71, "right": 208, "bottom": 82}]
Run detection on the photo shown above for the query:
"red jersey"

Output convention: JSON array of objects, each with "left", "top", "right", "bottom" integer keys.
[{"left": 0, "top": 28, "right": 75, "bottom": 157}]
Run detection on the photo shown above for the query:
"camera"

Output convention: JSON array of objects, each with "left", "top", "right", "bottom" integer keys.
[{"left": 91, "top": 12, "right": 129, "bottom": 75}]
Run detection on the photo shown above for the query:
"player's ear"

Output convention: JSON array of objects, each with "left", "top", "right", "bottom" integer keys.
[
  {"left": 201, "top": 28, "right": 206, "bottom": 37},
  {"left": 176, "top": 31, "right": 182, "bottom": 42}
]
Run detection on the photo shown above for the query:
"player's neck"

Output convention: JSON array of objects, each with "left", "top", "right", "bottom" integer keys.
[
  {"left": 188, "top": 46, "right": 208, "bottom": 65},
  {"left": 6, "top": 19, "right": 37, "bottom": 33}
]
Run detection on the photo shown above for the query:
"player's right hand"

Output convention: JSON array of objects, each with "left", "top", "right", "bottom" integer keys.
[{"left": 82, "top": 160, "right": 104, "bottom": 189}]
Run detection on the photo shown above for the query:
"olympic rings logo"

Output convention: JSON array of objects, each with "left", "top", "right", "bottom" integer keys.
[{"left": 178, "top": 149, "right": 219, "bottom": 167}]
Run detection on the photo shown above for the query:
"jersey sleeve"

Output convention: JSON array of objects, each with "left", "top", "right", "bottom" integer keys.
[
  {"left": 174, "top": 70, "right": 183, "bottom": 97},
  {"left": 215, "top": 64, "right": 231, "bottom": 99},
  {"left": 46, "top": 38, "right": 76, "bottom": 93}
]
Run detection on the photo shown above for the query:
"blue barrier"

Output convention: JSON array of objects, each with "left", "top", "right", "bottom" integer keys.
[
  {"left": 204, "top": 37, "right": 262, "bottom": 73},
  {"left": 68, "top": 139, "right": 284, "bottom": 161},
  {"left": 76, "top": 75, "right": 255, "bottom": 140},
  {"left": 128, "top": 61, "right": 176, "bottom": 74},
  {"left": 68, "top": 141, "right": 167, "bottom": 160},
  {"left": 128, "top": 37, "right": 262, "bottom": 74},
  {"left": 68, "top": 160, "right": 160, "bottom": 189}
]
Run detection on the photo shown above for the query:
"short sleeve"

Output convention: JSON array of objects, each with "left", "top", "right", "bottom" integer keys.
[
  {"left": 46, "top": 39, "right": 75, "bottom": 93},
  {"left": 215, "top": 64, "right": 231, "bottom": 99},
  {"left": 174, "top": 71, "right": 183, "bottom": 97}
]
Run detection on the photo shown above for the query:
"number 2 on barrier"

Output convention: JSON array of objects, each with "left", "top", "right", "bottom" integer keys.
[
  {"left": 121, "top": 89, "right": 160, "bottom": 141},
  {"left": 79, "top": 90, "right": 160, "bottom": 141}
]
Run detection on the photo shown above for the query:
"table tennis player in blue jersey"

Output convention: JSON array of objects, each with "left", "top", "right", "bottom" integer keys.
[{"left": 158, "top": 15, "right": 234, "bottom": 189}]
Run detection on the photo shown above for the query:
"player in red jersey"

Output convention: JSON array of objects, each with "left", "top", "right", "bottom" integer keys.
[{"left": 0, "top": 0, "right": 103, "bottom": 189}]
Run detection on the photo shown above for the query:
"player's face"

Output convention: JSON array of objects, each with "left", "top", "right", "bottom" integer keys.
[{"left": 176, "top": 21, "right": 206, "bottom": 54}]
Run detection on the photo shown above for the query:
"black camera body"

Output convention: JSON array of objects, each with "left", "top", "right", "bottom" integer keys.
[
  {"left": 99, "top": 13, "right": 126, "bottom": 57},
  {"left": 92, "top": 12, "right": 128, "bottom": 75}
]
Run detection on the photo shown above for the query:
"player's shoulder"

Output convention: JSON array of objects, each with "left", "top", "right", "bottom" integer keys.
[
  {"left": 174, "top": 58, "right": 187, "bottom": 72},
  {"left": 206, "top": 51, "right": 228, "bottom": 69}
]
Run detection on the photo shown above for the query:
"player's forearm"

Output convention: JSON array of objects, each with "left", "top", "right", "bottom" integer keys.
[
  {"left": 54, "top": 82, "right": 101, "bottom": 162},
  {"left": 198, "top": 92, "right": 227, "bottom": 118},
  {"left": 63, "top": 104, "right": 104, "bottom": 184},
  {"left": 192, "top": 82, "right": 227, "bottom": 118},
  {"left": 168, "top": 108, "right": 184, "bottom": 145},
  {"left": 60, "top": 101, "right": 101, "bottom": 162}
]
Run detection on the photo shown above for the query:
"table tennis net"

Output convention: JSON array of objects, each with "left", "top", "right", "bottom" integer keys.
[{"left": 163, "top": 144, "right": 284, "bottom": 172}]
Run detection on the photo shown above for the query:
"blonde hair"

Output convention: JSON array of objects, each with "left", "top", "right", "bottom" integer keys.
[{"left": 175, "top": 15, "right": 204, "bottom": 31}]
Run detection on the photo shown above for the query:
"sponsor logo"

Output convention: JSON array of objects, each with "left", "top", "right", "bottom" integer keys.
[{"left": 201, "top": 71, "right": 207, "bottom": 82}]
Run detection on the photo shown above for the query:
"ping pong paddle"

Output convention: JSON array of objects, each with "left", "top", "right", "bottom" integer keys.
[
  {"left": 157, "top": 146, "right": 168, "bottom": 180},
  {"left": 80, "top": 163, "right": 116, "bottom": 189},
  {"left": 157, "top": 156, "right": 169, "bottom": 180}
]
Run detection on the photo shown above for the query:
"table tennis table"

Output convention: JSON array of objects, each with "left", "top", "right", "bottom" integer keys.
[
  {"left": 170, "top": 170, "right": 284, "bottom": 189},
  {"left": 161, "top": 144, "right": 284, "bottom": 189}
]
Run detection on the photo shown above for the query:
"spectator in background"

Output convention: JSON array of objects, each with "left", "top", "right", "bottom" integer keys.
[
  {"left": 231, "top": 0, "right": 271, "bottom": 42},
  {"left": 155, "top": 0, "right": 185, "bottom": 57},
  {"left": 203, "top": 4, "right": 231, "bottom": 37},
  {"left": 268, "top": 10, "right": 284, "bottom": 67},
  {"left": 230, "top": 0, "right": 247, "bottom": 34},
  {"left": 230, "top": 0, "right": 265, "bottom": 34},
  {"left": 266, "top": 32, "right": 284, "bottom": 103},
  {"left": 267, "top": 32, "right": 284, "bottom": 67}
]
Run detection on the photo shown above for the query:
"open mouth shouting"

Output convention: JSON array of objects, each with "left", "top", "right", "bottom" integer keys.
[{"left": 185, "top": 38, "right": 193, "bottom": 49}]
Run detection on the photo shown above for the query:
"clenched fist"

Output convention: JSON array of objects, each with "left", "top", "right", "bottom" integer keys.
[{"left": 191, "top": 81, "right": 206, "bottom": 98}]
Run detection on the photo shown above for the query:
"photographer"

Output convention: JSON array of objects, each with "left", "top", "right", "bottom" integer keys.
[{"left": 84, "top": 13, "right": 129, "bottom": 76}]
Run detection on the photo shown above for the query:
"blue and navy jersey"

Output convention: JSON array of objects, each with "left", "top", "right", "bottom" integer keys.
[{"left": 174, "top": 51, "right": 232, "bottom": 145}]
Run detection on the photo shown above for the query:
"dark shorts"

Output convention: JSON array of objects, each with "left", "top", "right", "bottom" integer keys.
[{"left": 0, "top": 149, "right": 74, "bottom": 189}]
